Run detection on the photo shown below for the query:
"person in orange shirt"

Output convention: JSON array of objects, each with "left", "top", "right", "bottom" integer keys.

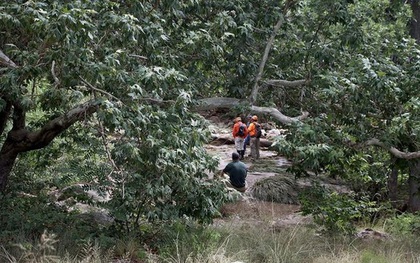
[
  {"left": 247, "top": 115, "right": 260, "bottom": 160},
  {"left": 232, "top": 117, "right": 248, "bottom": 160}
]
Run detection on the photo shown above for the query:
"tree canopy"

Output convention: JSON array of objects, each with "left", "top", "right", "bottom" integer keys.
[{"left": 1, "top": 0, "right": 420, "bottom": 234}]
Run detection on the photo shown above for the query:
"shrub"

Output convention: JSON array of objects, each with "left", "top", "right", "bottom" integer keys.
[
  {"left": 385, "top": 213, "right": 420, "bottom": 236},
  {"left": 299, "top": 182, "right": 378, "bottom": 235}
]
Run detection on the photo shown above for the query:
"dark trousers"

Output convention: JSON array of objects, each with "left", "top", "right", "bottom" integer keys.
[{"left": 243, "top": 135, "right": 250, "bottom": 154}]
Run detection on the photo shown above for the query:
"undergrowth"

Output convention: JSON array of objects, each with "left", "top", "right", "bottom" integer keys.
[{"left": 2, "top": 213, "right": 420, "bottom": 263}]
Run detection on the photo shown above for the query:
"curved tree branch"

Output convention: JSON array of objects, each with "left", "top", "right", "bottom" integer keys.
[
  {"left": 251, "top": 105, "right": 309, "bottom": 124},
  {"left": 0, "top": 99, "right": 100, "bottom": 191},
  {"left": 249, "top": 0, "right": 298, "bottom": 105},
  {"left": 5, "top": 99, "right": 100, "bottom": 154},
  {"left": 366, "top": 138, "right": 420, "bottom": 159}
]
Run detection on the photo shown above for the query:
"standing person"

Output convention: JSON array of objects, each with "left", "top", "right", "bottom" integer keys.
[
  {"left": 243, "top": 115, "right": 252, "bottom": 158},
  {"left": 221, "top": 152, "right": 248, "bottom": 192},
  {"left": 232, "top": 116, "right": 248, "bottom": 160},
  {"left": 248, "top": 115, "right": 261, "bottom": 160}
]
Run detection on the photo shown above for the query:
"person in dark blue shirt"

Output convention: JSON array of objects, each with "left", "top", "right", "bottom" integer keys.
[
  {"left": 222, "top": 152, "right": 248, "bottom": 192},
  {"left": 243, "top": 115, "right": 252, "bottom": 158}
]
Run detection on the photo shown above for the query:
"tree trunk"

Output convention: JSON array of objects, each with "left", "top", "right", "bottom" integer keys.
[
  {"left": 0, "top": 100, "right": 99, "bottom": 192},
  {"left": 410, "top": 0, "right": 420, "bottom": 43},
  {"left": 0, "top": 150, "right": 18, "bottom": 192},
  {"left": 408, "top": 159, "right": 420, "bottom": 212},
  {"left": 387, "top": 158, "right": 399, "bottom": 208}
]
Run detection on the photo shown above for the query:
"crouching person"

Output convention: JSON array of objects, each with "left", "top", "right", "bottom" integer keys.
[{"left": 219, "top": 152, "right": 248, "bottom": 192}]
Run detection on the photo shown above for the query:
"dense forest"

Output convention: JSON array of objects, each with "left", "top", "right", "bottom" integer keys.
[{"left": 1, "top": 0, "right": 420, "bottom": 262}]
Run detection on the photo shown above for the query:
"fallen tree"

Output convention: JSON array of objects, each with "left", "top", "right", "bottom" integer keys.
[{"left": 197, "top": 97, "right": 309, "bottom": 125}]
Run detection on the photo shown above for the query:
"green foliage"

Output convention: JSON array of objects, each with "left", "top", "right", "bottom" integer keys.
[
  {"left": 385, "top": 213, "right": 420, "bottom": 236},
  {"left": 0, "top": 191, "right": 107, "bottom": 253},
  {"left": 0, "top": 0, "right": 419, "bottom": 260},
  {"left": 335, "top": 152, "right": 390, "bottom": 196},
  {"left": 95, "top": 92, "right": 230, "bottom": 232},
  {"left": 156, "top": 220, "right": 223, "bottom": 260},
  {"left": 360, "top": 250, "right": 389, "bottom": 263},
  {"left": 1, "top": 0, "right": 232, "bottom": 241},
  {"left": 271, "top": 119, "right": 347, "bottom": 177},
  {"left": 299, "top": 183, "right": 378, "bottom": 235}
]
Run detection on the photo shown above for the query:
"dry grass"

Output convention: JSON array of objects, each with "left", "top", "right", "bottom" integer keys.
[
  {"left": 3, "top": 201, "right": 420, "bottom": 263},
  {"left": 251, "top": 175, "right": 299, "bottom": 204},
  {"left": 3, "top": 226, "right": 420, "bottom": 263}
]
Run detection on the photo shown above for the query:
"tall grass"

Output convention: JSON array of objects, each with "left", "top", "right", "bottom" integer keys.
[{"left": 3, "top": 222, "right": 420, "bottom": 262}]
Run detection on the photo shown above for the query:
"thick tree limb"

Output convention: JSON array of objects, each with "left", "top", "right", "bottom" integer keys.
[
  {"left": 263, "top": 79, "right": 308, "bottom": 87},
  {"left": 250, "top": 17, "right": 285, "bottom": 104},
  {"left": 366, "top": 138, "right": 420, "bottom": 159},
  {"left": 251, "top": 105, "right": 309, "bottom": 124},
  {"left": 0, "top": 99, "right": 100, "bottom": 191},
  {"left": 4, "top": 99, "right": 100, "bottom": 154},
  {"left": 197, "top": 97, "right": 248, "bottom": 110},
  {"left": 0, "top": 100, "right": 12, "bottom": 135},
  {"left": 0, "top": 50, "right": 17, "bottom": 68},
  {"left": 197, "top": 97, "right": 308, "bottom": 125},
  {"left": 12, "top": 102, "right": 26, "bottom": 130}
]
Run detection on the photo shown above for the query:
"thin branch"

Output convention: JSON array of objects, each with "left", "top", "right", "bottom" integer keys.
[
  {"left": 129, "top": 54, "right": 148, "bottom": 60},
  {"left": 141, "top": 97, "right": 175, "bottom": 105},
  {"left": 0, "top": 50, "right": 18, "bottom": 68},
  {"left": 95, "top": 31, "right": 109, "bottom": 50},
  {"left": 366, "top": 138, "right": 420, "bottom": 160},
  {"left": 51, "top": 61, "right": 60, "bottom": 88},
  {"left": 79, "top": 77, "right": 121, "bottom": 102},
  {"left": 263, "top": 79, "right": 308, "bottom": 87}
]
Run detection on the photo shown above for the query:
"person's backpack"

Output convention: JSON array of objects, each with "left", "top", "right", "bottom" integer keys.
[
  {"left": 237, "top": 124, "right": 246, "bottom": 137},
  {"left": 255, "top": 123, "right": 262, "bottom": 138}
]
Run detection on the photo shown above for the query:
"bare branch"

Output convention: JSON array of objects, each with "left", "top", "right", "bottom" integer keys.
[
  {"left": 129, "top": 54, "right": 148, "bottom": 60},
  {"left": 249, "top": 0, "right": 303, "bottom": 106},
  {"left": 366, "top": 138, "right": 420, "bottom": 159},
  {"left": 0, "top": 50, "right": 18, "bottom": 68},
  {"left": 263, "top": 79, "right": 308, "bottom": 87},
  {"left": 250, "top": 17, "right": 285, "bottom": 104},
  {"left": 251, "top": 105, "right": 309, "bottom": 124},
  {"left": 141, "top": 97, "right": 175, "bottom": 105},
  {"left": 51, "top": 61, "right": 60, "bottom": 87},
  {"left": 196, "top": 97, "right": 247, "bottom": 110},
  {"left": 79, "top": 77, "right": 121, "bottom": 102}
]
